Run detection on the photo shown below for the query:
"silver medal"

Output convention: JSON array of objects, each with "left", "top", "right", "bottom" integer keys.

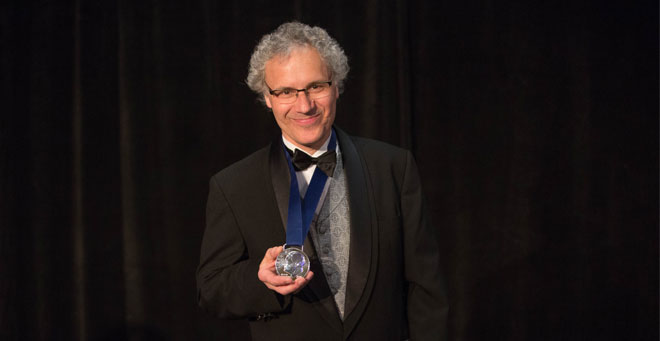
[{"left": 275, "top": 245, "right": 310, "bottom": 279}]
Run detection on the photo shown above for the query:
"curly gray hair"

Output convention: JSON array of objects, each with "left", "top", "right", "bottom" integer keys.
[{"left": 246, "top": 22, "right": 349, "bottom": 102}]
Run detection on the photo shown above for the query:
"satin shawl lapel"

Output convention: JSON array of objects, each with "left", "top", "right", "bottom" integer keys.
[
  {"left": 269, "top": 141, "right": 290, "bottom": 233},
  {"left": 336, "top": 128, "right": 378, "bottom": 336}
]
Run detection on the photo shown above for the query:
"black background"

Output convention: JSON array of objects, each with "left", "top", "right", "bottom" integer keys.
[{"left": 1, "top": 0, "right": 657, "bottom": 340}]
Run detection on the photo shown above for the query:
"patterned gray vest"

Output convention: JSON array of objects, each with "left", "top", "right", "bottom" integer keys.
[{"left": 309, "top": 150, "right": 351, "bottom": 320}]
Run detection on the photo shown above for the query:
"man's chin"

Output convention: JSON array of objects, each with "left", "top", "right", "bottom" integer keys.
[{"left": 290, "top": 133, "right": 329, "bottom": 152}]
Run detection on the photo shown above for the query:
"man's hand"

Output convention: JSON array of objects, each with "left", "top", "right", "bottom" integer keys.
[{"left": 258, "top": 246, "right": 314, "bottom": 295}]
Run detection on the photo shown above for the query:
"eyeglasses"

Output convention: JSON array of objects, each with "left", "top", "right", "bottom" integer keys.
[{"left": 266, "top": 81, "right": 333, "bottom": 104}]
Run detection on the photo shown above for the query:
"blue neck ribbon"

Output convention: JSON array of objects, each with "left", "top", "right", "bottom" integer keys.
[{"left": 282, "top": 129, "right": 336, "bottom": 247}]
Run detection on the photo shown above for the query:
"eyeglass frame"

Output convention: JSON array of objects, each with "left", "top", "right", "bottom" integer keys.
[{"left": 266, "top": 81, "right": 333, "bottom": 102}]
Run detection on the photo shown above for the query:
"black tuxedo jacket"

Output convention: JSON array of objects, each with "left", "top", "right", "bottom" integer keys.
[{"left": 197, "top": 128, "right": 448, "bottom": 340}]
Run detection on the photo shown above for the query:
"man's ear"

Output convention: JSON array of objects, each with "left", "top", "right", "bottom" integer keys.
[{"left": 264, "top": 94, "right": 273, "bottom": 108}]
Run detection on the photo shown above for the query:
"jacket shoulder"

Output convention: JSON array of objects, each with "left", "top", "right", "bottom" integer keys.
[
  {"left": 210, "top": 144, "right": 272, "bottom": 189},
  {"left": 343, "top": 135, "right": 416, "bottom": 193},
  {"left": 348, "top": 135, "right": 410, "bottom": 164}
]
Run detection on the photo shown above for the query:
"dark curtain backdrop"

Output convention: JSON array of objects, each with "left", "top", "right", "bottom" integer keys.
[{"left": 1, "top": 0, "right": 657, "bottom": 340}]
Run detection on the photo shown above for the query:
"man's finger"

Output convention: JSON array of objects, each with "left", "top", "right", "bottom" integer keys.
[
  {"left": 264, "top": 273, "right": 295, "bottom": 287},
  {"left": 267, "top": 246, "right": 283, "bottom": 260},
  {"left": 271, "top": 277, "right": 310, "bottom": 295}
]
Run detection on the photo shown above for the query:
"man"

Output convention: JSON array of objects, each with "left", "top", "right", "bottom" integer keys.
[{"left": 197, "top": 22, "right": 448, "bottom": 340}]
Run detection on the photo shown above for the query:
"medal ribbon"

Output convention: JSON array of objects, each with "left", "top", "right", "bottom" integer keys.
[{"left": 282, "top": 129, "right": 336, "bottom": 247}]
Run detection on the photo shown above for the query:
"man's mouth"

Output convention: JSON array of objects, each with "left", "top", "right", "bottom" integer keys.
[{"left": 292, "top": 113, "right": 320, "bottom": 125}]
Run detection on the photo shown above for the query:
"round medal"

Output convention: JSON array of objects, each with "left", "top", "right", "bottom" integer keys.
[{"left": 275, "top": 246, "right": 310, "bottom": 279}]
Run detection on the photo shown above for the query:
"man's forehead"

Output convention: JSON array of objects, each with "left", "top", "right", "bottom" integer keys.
[{"left": 264, "top": 47, "right": 330, "bottom": 86}]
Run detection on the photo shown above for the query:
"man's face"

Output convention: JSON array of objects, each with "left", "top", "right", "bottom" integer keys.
[{"left": 264, "top": 47, "right": 338, "bottom": 154}]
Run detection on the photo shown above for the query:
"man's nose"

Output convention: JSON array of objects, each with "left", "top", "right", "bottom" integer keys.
[{"left": 293, "top": 91, "right": 314, "bottom": 113}]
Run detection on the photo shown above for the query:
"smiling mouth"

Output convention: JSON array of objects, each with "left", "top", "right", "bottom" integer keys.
[{"left": 292, "top": 113, "right": 320, "bottom": 125}]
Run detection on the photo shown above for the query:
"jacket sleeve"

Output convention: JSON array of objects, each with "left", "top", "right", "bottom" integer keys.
[
  {"left": 400, "top": 151, "right": 449, "bottom": 340},
  {"left": 196, "top": 175, "right": 290, "bottom": 319}
]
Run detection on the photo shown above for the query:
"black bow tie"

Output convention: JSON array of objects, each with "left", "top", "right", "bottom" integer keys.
[{"left": 289, "top": 148, "right": 337, "bottom": 177}]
